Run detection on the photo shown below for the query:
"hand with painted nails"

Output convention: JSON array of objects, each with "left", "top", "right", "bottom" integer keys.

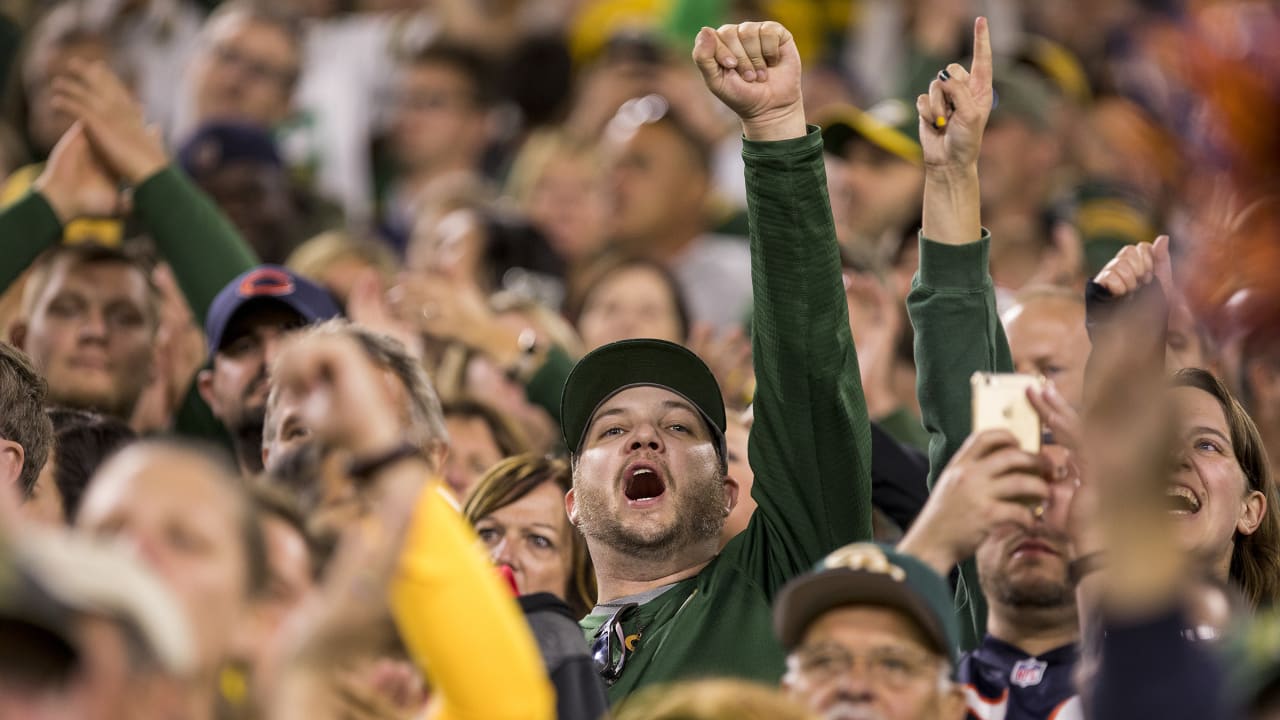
[
  {"left": 691, "top": 21, "right": 805, "bottom": 142},
  {"left": 916, "top": 17, "right": 995, "bottom": 172}
]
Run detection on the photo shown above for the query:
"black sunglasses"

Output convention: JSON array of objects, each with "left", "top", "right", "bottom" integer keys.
[{"left": 590, "top": 602, "right": 638, "bottom": 685}]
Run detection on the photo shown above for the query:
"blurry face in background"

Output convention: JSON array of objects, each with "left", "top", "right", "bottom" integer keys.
[
  {"left": 195, "top": 161, "right": 300, "bottom": 264},
  {"left": 841, "top": 143, "right": 923, "bottom": 245},
  {"left": 442, "top": 414, "right": 503, "bottom": 501},
  {"left": 391, "top": 63, "right": 486, "bottom": 172},
  {"left": 17, "top": 259, "right": 155, "bottom": 420},
  {"left": 475, "top": 481, "right": 574, "bottom": 599},
  {"left": 1002, "top": 296, "right": 1090, "bottom": 408},
  {"left": 25, "top": 38, "right": 114, "bottom": 154},
  {"left": 77, "top": 446, "right": 252, "bottom": 676},
  {"left": 526, "top": 154, "right": 608, "bottom": 263},
  {"left": 192, "top": 14, "right": 298, "bottom": 127},
  {"left": 979, "top": 118, "right": 1056, "bottom": 212},
  {"left": 577, "top": 265, "right": 684, "bottom": 350},
  {"left": 607, "top": 122, "right": 709, "bottom": 248}
]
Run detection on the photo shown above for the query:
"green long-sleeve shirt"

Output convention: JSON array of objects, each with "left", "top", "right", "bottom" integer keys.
[
  {"left": 0, "top": 166, "right": 258, "bottom": 439},
  {"left": 0, "top": 166, "right": 256, "bottom": 319},
  {"left": 580, "top": 128, "right": 873, "bottom": 702},
  {"left": 906, "top": 233, "right": 1012, "bottom": 650}
]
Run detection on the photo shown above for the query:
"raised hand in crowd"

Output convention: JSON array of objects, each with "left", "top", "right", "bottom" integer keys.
[
  {"left": 898, "top": 429, "right": 1050, "bottom": 576},
  {"left": 692, "top": 21, "right": 805, "bottom": 141},
  {"left": 686, "top": 322, "right": 754, "bottom": 412},
  {"left": 918, "top": 17, "right": 994, "bottom": 246},
  {"left": 267, "top": 330, "right": 431, "bottom": 718},
  {"left": 49, "top": 58, "right": 167, "bottom": 187},
  {"left": 31, "top": 122, "right": 123, "bottom": 224},
  {"left": 1093, "top": 234, "right": 1173, "bottom": 299},
  {"left": 130, "top": 263, "right": 207, "bottom": 433}
]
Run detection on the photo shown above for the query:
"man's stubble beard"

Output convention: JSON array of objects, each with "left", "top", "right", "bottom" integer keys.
[{"left": 572, "top": 466, "right": 726, "bottom": 563}]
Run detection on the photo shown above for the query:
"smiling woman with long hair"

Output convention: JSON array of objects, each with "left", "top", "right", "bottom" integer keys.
[{"left": 1170, "top": 368, "right": 1280, "bottom": 609}]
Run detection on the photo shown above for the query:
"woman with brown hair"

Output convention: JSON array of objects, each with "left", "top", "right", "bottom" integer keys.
[
  {"left": 463, "top": 453, "right": 595, "bottom": 617},
  {"left": 463, "top": 453, "right": 606, "bottom": 720},
  {"left": 1169, "top": 367, "right": 1280, "bottom": 609}
]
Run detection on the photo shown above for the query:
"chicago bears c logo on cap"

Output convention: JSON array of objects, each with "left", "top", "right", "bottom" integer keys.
[{"left": 237, "top": 268, "right": 295, "bottom": 298}]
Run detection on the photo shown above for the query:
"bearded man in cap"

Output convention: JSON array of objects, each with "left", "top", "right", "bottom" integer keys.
[{"left": 568, "top": 21, "right": 874, "bottom": 700}]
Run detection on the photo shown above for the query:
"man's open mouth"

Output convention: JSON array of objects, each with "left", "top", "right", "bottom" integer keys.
[
  {"left": 1167, "top": 485, "right": 1202, "bottom": 515},
  {"left": 624, "top": 463, "right": 667, "bottom": 504}
]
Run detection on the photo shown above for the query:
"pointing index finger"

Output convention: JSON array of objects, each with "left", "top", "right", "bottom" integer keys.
[{"left": 970, "top": 16, "right": 993, "bottom": 90}]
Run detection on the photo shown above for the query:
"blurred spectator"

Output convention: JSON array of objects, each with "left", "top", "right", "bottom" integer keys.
[
  {"left": 381, "top": 40, "right": 496, "bottom": 248},
  {"left": 817, "top": 100, "right": 924, "bottom": 257},
  {"left": 505, "top": 129, "right": 610, "bottom": 275},
  {"left": 5, "top": 526, "right": 194, "bottom": 720},
  {"left": 83, "top": 0, "right": 207, "bottom": 136},
  {"left": 567, "top": 255, "right": 690, "bottom": 351},
  {"left": 76, "top": 438, "right": 269, "bottom": 717},
  {"left": 10, "top": 245, "right": 158, "bottom": 422},
  {"left": 286, "top": 229, "right": 397, "bottom": 308},
  {"left": 2, "top": 2, "right": 128, "bottom": 246},
  {"left": 178, "top": 121, "right": 339, "bottom": 263},
  {"left": 440, "top": 398, "right": 531, "bottom": 501},
  {"left": 602, "top": 94, "right": 751, "bottom": 329},
  {"left": 32, "top": 407, "right": 136, "bottom": 525},
  {"left": 405, "top": 199, "right": 566, "bottom": 305},
  {"left": 0, "top": 341, "right": 53, "bottom": 521},
  {"left": 175, "top": 0, "right": 301, "bottom": 139},
  {"left": 1001, "top": 286, "right": 1091, "bottom": 408}
]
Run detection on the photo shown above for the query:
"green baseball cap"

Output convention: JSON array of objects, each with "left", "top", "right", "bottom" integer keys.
[
  {"left": 560, "top": 339, "right": 727, "bottom": 457},
  {"left": 990, "top": 66, "right": 1054, "bottom": 131},
  {"left": 774, "top": 542, "right": 960, "bottom": 665}
]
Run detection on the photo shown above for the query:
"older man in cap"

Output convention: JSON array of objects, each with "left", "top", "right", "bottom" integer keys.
[{"left": 775, "top": 542, "right": 967, "bottom": 720}]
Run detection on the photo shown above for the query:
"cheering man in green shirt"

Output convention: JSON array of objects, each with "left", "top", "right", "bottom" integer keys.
[{"left": 565, "top": 21, "right": 874, "bottom": 701}]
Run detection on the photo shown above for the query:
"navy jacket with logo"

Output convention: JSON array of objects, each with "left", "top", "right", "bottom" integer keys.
[{"left": 958, "top": 636, "right": 1082, "bottom": 720}]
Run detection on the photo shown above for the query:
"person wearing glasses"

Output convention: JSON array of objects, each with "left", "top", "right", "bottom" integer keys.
[
  {"left": 774, "top": 543, "right": 966, "bottom": 720},
  {"left": 565, "top": 21, "right": 875, "bottom": 701}
]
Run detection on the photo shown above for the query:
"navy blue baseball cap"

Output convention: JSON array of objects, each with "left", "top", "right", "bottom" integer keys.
[
  {"left": 178, "top": 122, "right": 283, "bottom": 178},
  {"left": 205, "top": 265, "right": 342, "bottom": 354}
]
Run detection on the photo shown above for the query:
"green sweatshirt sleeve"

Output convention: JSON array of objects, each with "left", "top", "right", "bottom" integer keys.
[
  {"left": 727, "top": 127, "right": 873, "bottom": 592},
  {"left": 524, "top": 344, "right": 573, "bottom": 427},
  {"left": 906, "top": 231, "right": 1012, "bottom": 649},
  {"left": 131, "top": 166, "right": 257, "bottom": 322},
  {"left": 0, "top": 191, "right": 64, "bottom": 292}
]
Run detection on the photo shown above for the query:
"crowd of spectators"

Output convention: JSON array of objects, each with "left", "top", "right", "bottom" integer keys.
[{"left": 0, "top": 0, "right": 1278, "bottom": 719}]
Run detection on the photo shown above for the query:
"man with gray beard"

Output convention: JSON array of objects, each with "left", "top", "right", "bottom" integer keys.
[{"left": 564, "top": 20, "right": 874, "bottom": 703}]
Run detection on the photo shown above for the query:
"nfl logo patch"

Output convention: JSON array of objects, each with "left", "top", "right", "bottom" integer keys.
[{"left": 1010, "top": 658, "right": 1047, "bottom": 688}]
